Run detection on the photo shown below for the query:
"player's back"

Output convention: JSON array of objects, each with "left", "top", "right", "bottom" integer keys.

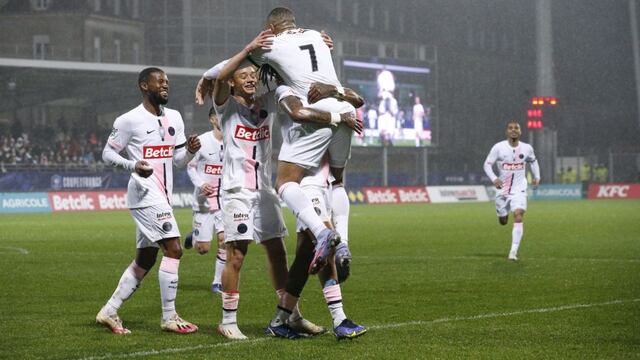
[{"left": 258, "top": 29, "right": 340, "bottom": 99}]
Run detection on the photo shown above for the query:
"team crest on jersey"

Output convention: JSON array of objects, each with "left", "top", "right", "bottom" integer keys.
[
  {"left": 237, "top": 223, "right": 248, "bottom": 234},
  {"left": 519, "top": 154, "right": 524, "bottom": 159},
  {"left": 502, "top": 163, "right": 525, "bottom": 171},
  {"left": 109, "top": 128, "right": 118, "bottom": 138},
  {"left": 144, "top": 145, "right": 174, "bottom": 159},
  {"left": 204, "top": 164, "right": 223, "bottom": 175},
  {"left": 234, "top": 125, "right": 270, "bottom": 141},
  {"left": 162, "top": 222, "right": 172, "bottom": 232},
  {"left": 168, "top": 126, "right": 175, "bottom": 136}
]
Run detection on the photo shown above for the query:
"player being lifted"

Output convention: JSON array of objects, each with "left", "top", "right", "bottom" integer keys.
[
  {"left": 483, "top": 121, "right": 540, "bottom": 261},
  {"left": 96, "top": 67, "right": 200, "bottom": 334},
  {"left": 184, "top": 107, "right": 226, "bottom": 294},
  {"left": 209, "top": 33, "right": 329, "bottom": 339},
  {"left": 247, "top": 7, "right": 361, "bottom": 276}
]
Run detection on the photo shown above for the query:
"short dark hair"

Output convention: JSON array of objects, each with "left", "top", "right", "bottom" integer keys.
[
  {"left": 506, "top": 120, "right": 520, "bottom": 128},
  {"left": 138, "top": 67, "right": 164, "bottom": 86},
  {"left": 209, "top": 107, "right": 217, "bottom": 118},
  {"left": 266, "top": 7, "right": 295, "bottom": 27}
]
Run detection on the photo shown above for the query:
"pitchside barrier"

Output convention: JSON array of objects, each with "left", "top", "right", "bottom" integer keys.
[{"left": 2, "top": 183, "right": 639, "bottom": 213}]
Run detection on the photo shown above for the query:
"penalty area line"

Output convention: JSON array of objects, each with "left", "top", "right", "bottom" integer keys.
[
  {"left": 0, "top": 246, "right": 29, "bottom": 255},
  {"left": 74, "top": 298, "right": 639, "bottom": 360}
]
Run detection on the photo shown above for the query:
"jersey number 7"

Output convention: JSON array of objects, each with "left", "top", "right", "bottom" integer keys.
[{"left": 299, "top": 44, "right": 318, "bottom": 72}]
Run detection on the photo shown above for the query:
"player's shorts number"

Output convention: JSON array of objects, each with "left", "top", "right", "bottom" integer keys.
[{"left": 299, "top": 44, "right": 318, "bottom": 72}]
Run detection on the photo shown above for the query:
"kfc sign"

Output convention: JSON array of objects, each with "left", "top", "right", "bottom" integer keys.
[
  {"left": 143, "top": 145, "right": 174, "bottom": 159},
  {"left": 234, "top": 125, "right": 270, "bottom": 141},
  {"left": 588, "top": 184, "right": 640, "bottom": 199},
  {"left": 204, "top": 164, "right": 223, "bottom": 175},
  {"left": 363, "top": 187, "right": 430, "bottom": 204},
  {"left": 502, "top": 163, "right": 525, "bottom": 171}
]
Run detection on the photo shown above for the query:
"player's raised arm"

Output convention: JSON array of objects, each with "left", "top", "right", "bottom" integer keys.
[
  {"left": 213, "top": 30, "right": 274, "bottom": 106},
  {"left": 307, "top": 82, "right": 364, "bottom": 108},
  {"left": 277, "top": 85, "right": 363, "bottom": 134}
]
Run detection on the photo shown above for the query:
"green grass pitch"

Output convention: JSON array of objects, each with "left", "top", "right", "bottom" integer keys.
[{"left": 1, "top": 199, "right": 639, "bottom": 359}]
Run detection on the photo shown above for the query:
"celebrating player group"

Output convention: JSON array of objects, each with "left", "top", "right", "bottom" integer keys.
[
  {"left": 95, "top": 6, "right": 541, "bottom": 342},
  {"left": 96, "top": 7, "right": 367, "bottom": 341}
]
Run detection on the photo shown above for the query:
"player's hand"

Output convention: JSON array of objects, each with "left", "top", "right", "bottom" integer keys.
[
  {"left": 341, "top": 112, "right": 363, "bottom": 135},
  {"left": 195, "top": 77, "right": 213, "bottom": 105},
  {"left": 195, "top": 241, "right": 211, "bottom": 255},
  {"left": 493, "top": 179, "right": 503, "bottom": 189},
  {"left": 187, "top": 134, "right": 201, "bottom": 154},
  {"left": 245, "top": 30, "right": 274, "bottom": 53},
  {"left": 200, "top": 183, "right": 215, "bottom": 196},
  {"left": 321, "top": 30, "right": 334, "bottom": 50},
  {"left": 307, "top": 82, "right": 337, "bottom": 104},
  {"left": 135, "top": 160, "right": 153, "bottom": 178},
  {"left": 532, "top": 178, "right": 540, "bottom": 190}
]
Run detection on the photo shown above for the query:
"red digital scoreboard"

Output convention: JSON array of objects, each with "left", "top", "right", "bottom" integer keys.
[{"left": 527, "top": 96, "right": 558, "bottom": 129}]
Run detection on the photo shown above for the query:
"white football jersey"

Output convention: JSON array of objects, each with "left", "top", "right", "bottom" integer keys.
[
  {"left": 215, "top": 93, "right": 276, "bottom": 191},
  {"left": 251, "top": 28, "right": 355, "bottom": 115},
  {"left": 300, "top": 155, "right": 331, "bottom": 189},
  {"left": 107, "top": 104, "right": 187, "bottom": 208},
  {"left": 484, "top": 140, "right": 537, "bottom": 196},
  {"left": 187, "top": 131, "right": 224, "bottom": 212}
]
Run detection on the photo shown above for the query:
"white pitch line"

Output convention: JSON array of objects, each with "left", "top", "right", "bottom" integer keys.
[
  {"left": 358, "top": 255, "right": 640, "bottom": 263},
  {"left": 0, "top": 246, "right": 29, "bottom": 255},
  {"left": 73, "top": 298, "right": 640, "bottom": 360}
]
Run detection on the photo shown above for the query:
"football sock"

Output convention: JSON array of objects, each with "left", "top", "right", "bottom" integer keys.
[
  {"left": 279, "top": 182, "right": 326, "bottom": 238},
  {"left": 323, "top": 283, "right": 346, "bottom": 327},
  {"left": 510, "top": 222, "right": 523, "bottom": 255},
  {"left": 270, "top": 306, "right": 292, "bottom": 327},
  {"left": 213, "top": 247, "right": 226, "bottom": 284},
  {"left": 158, "top": 256, "right": 180, "bottom": 322},
  {"left": 221, "top": 291, "right": 239, "bottom": 325},
  {"left": 331, "top": 184, "right": 350, "bottom": 244},
  {"left": 105, "top": 261, "right": 143, "bottom": 313},
  {"left": 276, "top": 288, "right": 302, "bottom": 322}
]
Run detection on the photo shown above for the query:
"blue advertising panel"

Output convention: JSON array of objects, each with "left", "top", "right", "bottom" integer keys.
[
  {"left": 530, "top": 184, "right": 582, "bottom": 200},
  {"left": 0, "top": 192, "right": 51, "bottom": 213}
]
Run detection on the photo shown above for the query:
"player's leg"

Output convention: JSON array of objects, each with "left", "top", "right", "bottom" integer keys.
[
  {"left": 217, "top": 189, "right": 253, "bottom": 339},
  {"left": 509, "top": 194, "right": 527, "bottom": 260},
  {"left": 218, "top": 239, "right": 249, "bottom": 339},
  {"left": 211, "top": 229, "right": 225, "bottom": 294},
  {"left": 317, "top": 241, "right": 366, "bottom": 340},
  {"left": 96, "top": 243, "right": 156, "bottom": 334},
  {"left": 329, "top": 176, "right": 352, "bottom": 282},
  {"left": 156, "top": 236, "right": 198, "bottom": 333},
  {"left": 495, "top": 195, "right": 509, "bottom": 225}
]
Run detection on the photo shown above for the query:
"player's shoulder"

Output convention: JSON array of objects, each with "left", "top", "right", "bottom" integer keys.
[
  {"left": 163, "top": 107, "right": 182, "bottom": 119},
  {"left": 518, "top": 141, "right": 533, "bottom": 150},
  {"left": 275, "top": 28, "right": 320, "bottom": 41},
  {"left": 492, "top": 140, "right": 508, "bottom": 150},
  {"left": 114, "top": 104, "right": 143, "bottom": 127}
]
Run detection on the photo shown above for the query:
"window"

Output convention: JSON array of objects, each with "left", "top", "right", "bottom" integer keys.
[
  {"left": 352, "top": 2, "right": 359, "bottom": 25},
  {"left": 131, "top": 0, "right": 139, "bottom": 18},
  {"left": 114, "top": 39, "right": 121, "bottom": 63},
  {"left": 32, "top": 0, "right": 50, "bottom": 10},
  {"left": 33, "top": 35, "right": 49, "bottom": 59},
  {"left": 113, "top": 0, "right": 120, "bottom": 16},
  {"left": 132, "top": 42, "right": 140, "bottom": 64},
  {"left": 93, "top": 36, "right": 102, "bottom": 62}
]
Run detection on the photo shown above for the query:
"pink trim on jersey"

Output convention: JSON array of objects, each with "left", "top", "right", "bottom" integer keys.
[
  {"left": 107, "top": 139, "right": 124, "bottom": 152},
  {"left": 159, "top": 115, "right": 174, "bottom": 142},
  {"left": 502, "top": 173, "right": 514, "bottom": 195},
  {"left": 151, "top": 162, "right": 168, "bottom": 202},
  {"left": 242, "top": 143, "right": 257, "bottom": 190},
  {"left": 159, "top": 256, "right": 180, "bottom": 274},
  {"left": 322, "top": 284, "right": 342, "bottom": 303}
]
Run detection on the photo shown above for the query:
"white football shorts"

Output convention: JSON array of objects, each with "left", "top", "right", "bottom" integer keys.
[
  {"left": 130, "top": 203, "right": 181, "bottom": 249},
  {"left": 495, "top": 191, "right": 528, "bottom": 217},
  {"left": 192, "top": 210, "right": 223, "bottom": 242},
  {"left": 296, "top": 185, "right": 331, "bottom": 232},
  {"left": 221, "top": 188, "right": 288, "bottom": 243}
]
